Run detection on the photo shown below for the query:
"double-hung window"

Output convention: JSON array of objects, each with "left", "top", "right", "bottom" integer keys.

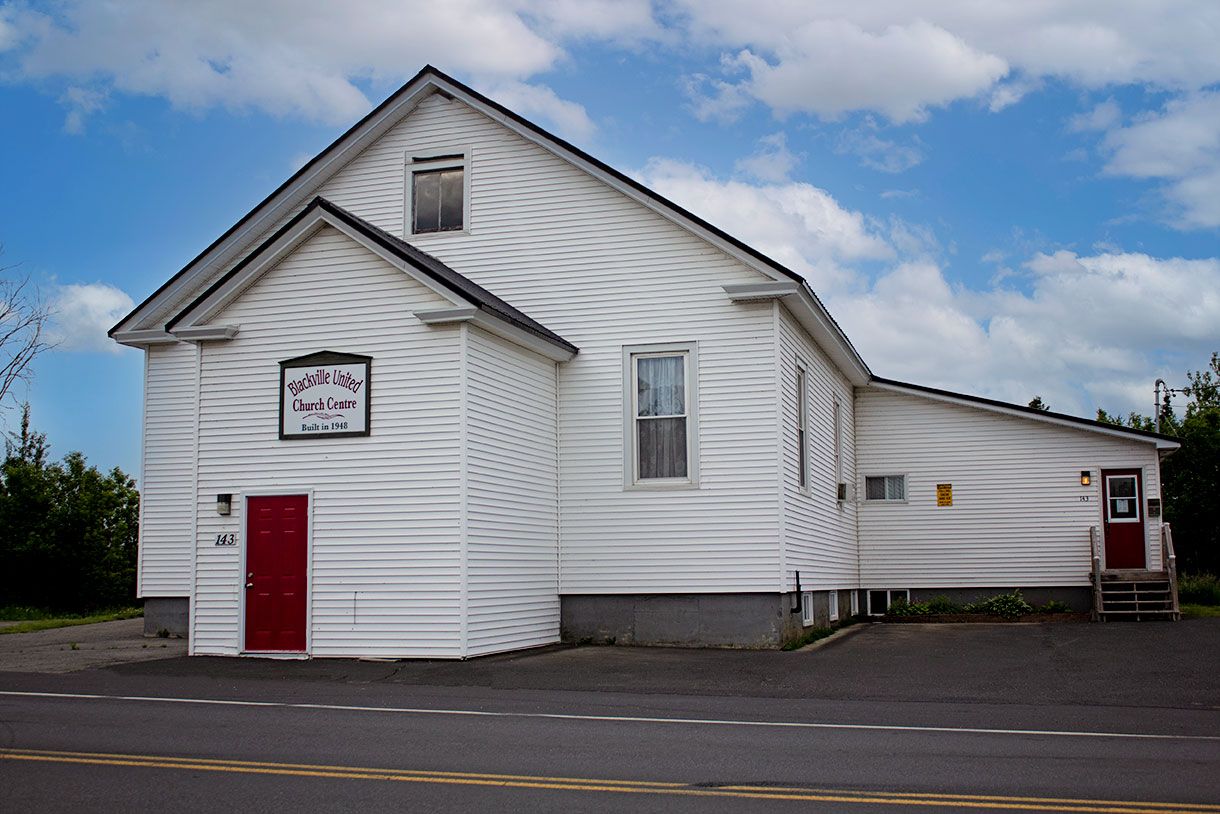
[
  {"left": 625, "top": 343, "right": 698, "bottom": 486},
  {"left": 406, "top": 151, "right": 469, "bottom": 235}
]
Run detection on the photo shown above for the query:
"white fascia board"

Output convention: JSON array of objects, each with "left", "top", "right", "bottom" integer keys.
[
  {"left": 869, "top": 379, "right": 1181, "bottom": 451},
  {"left": 111, "top": 329, "right": 181, "bottom": 347},
  {"left": 169, "top": 325, "right": 240, "bottom": 342},
  {"left": 414, "top": 306, "right": 574, "bottom": 362},
  {"left": 723, "top": 282, "right": 870, "bottom": 386},
  {"left": 118, "top": 85, "right": 435, "bottom": 333},
  {"left": 174, "top": 209, "right": 469, "bottom": 330}
]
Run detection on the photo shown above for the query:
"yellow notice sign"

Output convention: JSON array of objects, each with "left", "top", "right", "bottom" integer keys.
[{"left": 936, "top": 483, "right": 953, "bottom": 506}]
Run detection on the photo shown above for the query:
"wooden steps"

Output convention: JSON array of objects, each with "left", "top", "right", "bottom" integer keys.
[{"left": 1094, "top": 571, "right": 1180, "bottom": 621}]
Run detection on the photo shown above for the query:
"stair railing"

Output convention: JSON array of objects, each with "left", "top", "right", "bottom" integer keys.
[
  {"left": 1162, "top": 522, "right": 1180, "bottom": 620},
  {"left": 1090, "top": 525, "right": 1102, "bottom": 622}
]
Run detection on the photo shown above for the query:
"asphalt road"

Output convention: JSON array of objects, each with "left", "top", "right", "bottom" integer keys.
[{"left": 2, "top": 620, "right": 1218, "bottom": 812}]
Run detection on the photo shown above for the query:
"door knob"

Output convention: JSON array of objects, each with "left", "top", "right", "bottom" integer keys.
[{"left": 246, "top": 582, "right": 254, "bottom": 589}]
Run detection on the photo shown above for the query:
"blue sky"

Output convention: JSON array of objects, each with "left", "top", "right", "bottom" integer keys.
[{"left": 2, "top": 1, "right": 1218, "bottom": 479}]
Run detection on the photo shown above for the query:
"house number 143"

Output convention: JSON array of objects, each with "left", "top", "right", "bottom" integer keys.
[{"left": 214, "top": 533, "right": 237, "bottom": 546}]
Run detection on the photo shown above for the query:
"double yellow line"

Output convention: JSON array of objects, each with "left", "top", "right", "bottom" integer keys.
[{"left": 2, "top": 748, "right": 1216, "bottom": 812}]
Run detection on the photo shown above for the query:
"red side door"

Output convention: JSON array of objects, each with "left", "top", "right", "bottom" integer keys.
[
  {"left": 1102, "top": 469, "right": 1145, "bottom": 570},
  {"left": 245, "top": 495, "right": 308, "bottom": 652}
]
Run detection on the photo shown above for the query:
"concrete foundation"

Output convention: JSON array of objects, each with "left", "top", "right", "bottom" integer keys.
[
  {"left": 561, "top": 593, "right": 839, "bottom": 648},
  {"left": 142, "top": 597, "right": 189, "bottom": 638}
]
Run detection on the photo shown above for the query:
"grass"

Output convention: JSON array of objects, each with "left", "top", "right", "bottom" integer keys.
[
  {"left": 1178, "top": 572, "right": 1220, "bottom": 606},
  {"left": 1180, "top": 604, "right": 1220, "bottom": 618},
  {"left": 0, "top": 607, "right": 143, "bottom": 634},
  {"left": 782, "top": 617, "right": 857, "bottom": 650}
]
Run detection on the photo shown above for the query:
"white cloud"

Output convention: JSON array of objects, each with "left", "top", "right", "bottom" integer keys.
[
  {"left": 705, "top": 20, "right": 1008, "bottom": 124},
  {"left": 49, "top": 283, "right": 134, "bottom": 354},
  {"left": 734, "top": 132, "right": 800, "bottom": 182},
  {"left": 634, "top": 162, "right": 1220, "bottom": 416},
  {"left": 637, "top": 158, "right": 893, "bottom": 292},
  {"left": 1068, "top": 99, "right": 1121, "bottom": 132},
  {"left": 675, "top": 1, "right": 1220, "bottom": 122},
  {"left": 2, "top": 0, "right": 579, "bottom": 126},
  {"left": 478, "top": 79, "right": 595, "bottom": 143},
  {"left": 835, "top": 118, "right": 923, "bottom": 173},
  {"left": 1100, "top": 91, "right": 1220, "bottom": 228},
  {"left": 58, "top": 86, "right": 107, "bottom": 134}
]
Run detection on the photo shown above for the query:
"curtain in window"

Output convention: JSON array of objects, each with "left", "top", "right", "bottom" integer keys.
[{"left": 637, "top": 355, "right": 687, "bottom": 479}]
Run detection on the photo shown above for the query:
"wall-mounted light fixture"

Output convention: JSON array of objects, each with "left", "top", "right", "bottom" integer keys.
[
  {"left": 1080, "top": 471, "right": 1091, "bottom": 486},
  {"left": 217, "top": 494, "right": 232, "bottom": 515}
]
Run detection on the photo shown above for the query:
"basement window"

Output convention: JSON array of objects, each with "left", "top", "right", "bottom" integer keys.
[
  {"left": 801, "top": 592, "right": 814, "bottom": 626},
  {"left": 828, "top": 589, "right": 839, "bottom": 622},
  {"left": 867, "top": 589, "right": 909, "bottom": 616}
]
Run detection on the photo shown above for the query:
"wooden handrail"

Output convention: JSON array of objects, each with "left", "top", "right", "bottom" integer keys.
[
  {"left": 1090, "top": 525, "right": 1102, "bottom": 622},
  {"left": 1163, "top": 523, "right": 1180, "bottom": 619}
]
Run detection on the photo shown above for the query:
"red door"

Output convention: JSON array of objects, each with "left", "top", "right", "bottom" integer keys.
[
  {"left": 245, "top": 495, "right": 308, "bottom": 652},
  {"left": 1102, "top": 470, "right": 1145, "bottom": 570}
]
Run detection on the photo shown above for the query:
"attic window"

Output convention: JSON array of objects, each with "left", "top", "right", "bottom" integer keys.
[
  {"left": 407, "top": 150, "right": 470, "bottom": 235},
  {"left": 412, "top": 167, "right": 464, "bottom": 233}
]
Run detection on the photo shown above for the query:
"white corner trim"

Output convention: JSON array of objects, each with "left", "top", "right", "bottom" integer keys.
[{"left": 170, "top": 325, "right": 240, "bottom": 341}]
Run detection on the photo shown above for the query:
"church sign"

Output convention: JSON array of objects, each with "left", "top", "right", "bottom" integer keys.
[{"left": 279, "top": 351, "right": 372, "bottom": 440}]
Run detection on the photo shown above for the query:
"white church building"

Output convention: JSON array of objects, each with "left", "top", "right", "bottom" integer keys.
[{"left": 111, "top": 67, "right": 1178, "bottom": 658}]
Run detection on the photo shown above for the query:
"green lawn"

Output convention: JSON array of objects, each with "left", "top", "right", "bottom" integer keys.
[
  {"left": 1180, "top": 604, "right": 1220, "bottom": 618},
  {"left": 0, "top": 608, "right": 144, "bottom": 634}
]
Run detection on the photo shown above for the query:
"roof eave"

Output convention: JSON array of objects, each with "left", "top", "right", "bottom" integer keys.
[{"left": 868, "top": 376, "right": 1182, "bottom": 447}]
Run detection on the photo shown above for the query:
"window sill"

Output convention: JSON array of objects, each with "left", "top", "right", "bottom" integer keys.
[{"left": 624, "top": 480, "right": 700, "bottom": 491}]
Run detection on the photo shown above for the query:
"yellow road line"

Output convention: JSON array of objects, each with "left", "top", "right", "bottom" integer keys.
[{"left": 2, "top": 748, "right": 1214, "bottom": 813}]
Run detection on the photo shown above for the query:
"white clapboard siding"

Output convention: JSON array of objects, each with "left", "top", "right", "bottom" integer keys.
[
  {"left": 855, "top": 388, "right": 1162, "bottom": 588},
  {"left": 156, "top": 93, "right": 790, "bottom": 594},
  {"left": 139, "top": 341, "right": 197, "bottom": 596},
  {"left": 191, "top": 226, "right": 464, "bottom": 657},
  {"left": 777, "top": 306, "right": 859, "bottom": 589},
  {"left": 464, "top": 327, "right": 560, "bottom": 657}
]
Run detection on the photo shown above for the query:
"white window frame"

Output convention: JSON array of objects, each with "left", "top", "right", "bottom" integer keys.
[
  {"left": 850, "top": 591, "right": 859, "bottom": 616},
  {"left": 866, "top": 589, "right": 909, "bottom": 616},
  {"left": 404, "top": 149, "right": 471, "bottom": 237},
  {"left": 796, "top": 364, "right": 808, "bottom": 490},
  {"left": 801, "top": 592, "right": 814, "bottom": 626},
  {"left": 828, "top": 589, "right": 839, "bottom": 622},
  {"left": 622, "top": 342, "right": 699, "bottom": 489},
  {"left": 1104, "top": 474, "right": 1142, "bottom": 524},
  {"left": 863, "top": 474, "right": 907, "bottom": 503}
]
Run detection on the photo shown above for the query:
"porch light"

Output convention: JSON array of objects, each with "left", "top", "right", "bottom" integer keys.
[
  {"left": 1080, "top": 471, "right": 1091, "bottom": 486},
  {"left": 217, "top": 494, "right": 232, "bottom": 515}
]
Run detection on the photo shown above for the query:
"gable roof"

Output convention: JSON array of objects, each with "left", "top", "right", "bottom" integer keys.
[
  {"left": 869, "top": 376, "right": 1181, "bottom": 451},
  {"left": 151, "top": 196, "right": 576, "bottom": 361},
  {"left": 108, "top": 66, "right": 869, "bottom": 381}
]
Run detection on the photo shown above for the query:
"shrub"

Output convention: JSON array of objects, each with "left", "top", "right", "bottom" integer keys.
[
  {"left": 1037, "top": 600, "right": 1072, "bottom": 614},
  {"left": 927, "top": 594, "right": 961, "bottom": 614},
  {"left": 1178, "top": 573, "right": 1220, "bottom": 606},
  {"left": 981, "top": 590, "right": 1033, "bottom": 619},
  {"left": 885, "top": 597, "right": 933, "bottom": 616}
]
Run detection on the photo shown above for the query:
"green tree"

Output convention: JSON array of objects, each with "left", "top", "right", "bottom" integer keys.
[
  {"left": 0, "top": 406, "right": 139, "bottom": 610},
  {"left": 1028, "top": 396, "right": 1050, "bottom": 411},
  {"left": 1098, "top": 353, "right": 1220, "bottom": 573}
]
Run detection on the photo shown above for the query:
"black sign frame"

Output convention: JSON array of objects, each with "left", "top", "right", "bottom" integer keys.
[{"left": 279, "top": 350, "right": 373, "bottom": 441}]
